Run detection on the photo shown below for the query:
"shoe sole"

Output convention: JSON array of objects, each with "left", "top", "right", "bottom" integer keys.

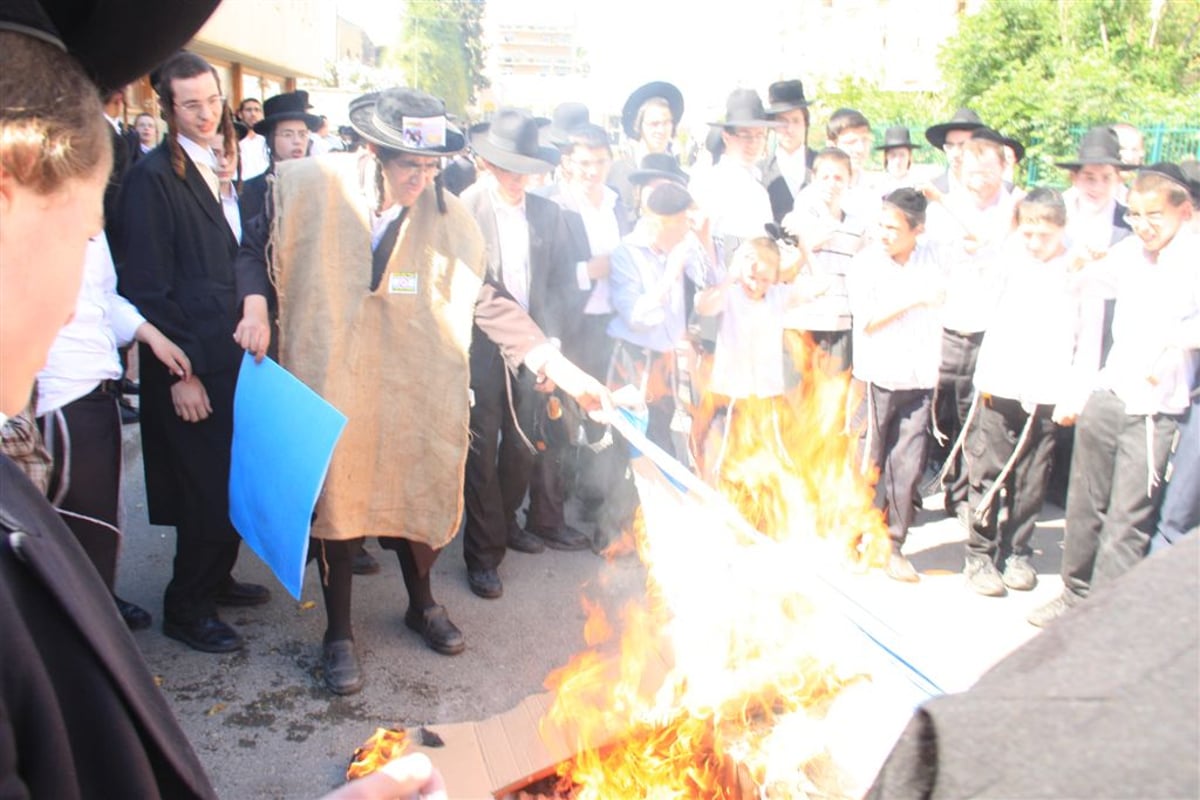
[
  {"left": 162, "top": 624, "right": 244, "bottom": 654},
  {"left": 325, "top": 677, "right": 364, "bottom": 695}
]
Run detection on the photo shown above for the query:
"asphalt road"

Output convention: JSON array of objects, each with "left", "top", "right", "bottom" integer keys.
[{"left": 115, "top": 426, "right": 1066, "bottom": 799}]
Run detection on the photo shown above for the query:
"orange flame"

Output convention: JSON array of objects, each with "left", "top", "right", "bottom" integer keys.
[
  {"left": 345, "top": 727, "right": 409, "bottom": 781},
  {"left": 542, "top": 334, "right": 891, "bottom": 797}
]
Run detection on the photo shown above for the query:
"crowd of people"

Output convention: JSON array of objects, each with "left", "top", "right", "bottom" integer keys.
[{"left": 11, "top": 50, "right": 1200, "bottom": 691}]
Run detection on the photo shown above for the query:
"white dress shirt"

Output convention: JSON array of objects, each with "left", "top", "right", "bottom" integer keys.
[
  {"left": 177, "top": 133, "right": 220, "bottom": 201},
  {"left": 848, "top": 241, "right": 952, "bottom": 391},
  {"left": 490, "top": 187, "right": 531, "bottom": 311},
  {"left": 38, "top": 234, "right": 145, "bottom": 414},
  {"left": 239, "top": 134, "right": 270, "bottom": 180},
  {"left": 773, "top": 145, "right": 809, "bottom": 200},
  {"left": 689, "top": 159, "right": 774, "bottom": 243},
  {"left": 709, "top": 283, "right": 792, "bottom": 399},
  {"left": 1088, "top": 231, "right": 1200, "bottom": 415},
  {"left": 569, "top": 184, "right": 621, "bottom": 315}
]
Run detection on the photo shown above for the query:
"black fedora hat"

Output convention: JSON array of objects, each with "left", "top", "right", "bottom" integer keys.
[
  {"left": 970, "top": 126, "right": 1026, "bottom": 163},
  {"left": 0, "top": 0, "right": 220, "bottom": 91},
  {"left": 1055, "top": 126, "right": 1133, "bottom": 170},
  {"left": 470, "top": 108, "right": 559, "bottom": 174},
  {"left": 543, "top": 101, "right": 589, "bottom": 148},
  {"left": 765, "top": 79, "right": 812, "bottom": 115},
  {"left": 876, "top": 126, "right": 921, "bottom": 151},
  {"left": 628, "top": 153, "right": 689, "bottom": 187},
  {"left": 925, "top": 108, "right": 985, "bottom": 149},
  {"left": 708, "top": 88, "right": 781, "bottom": 128},
  {"left": 348, "top": 87, "right": 465, "bottom": 156},
  {"left": 621, "top": 80, "right": 683, "bottom": 140},
  {"left": 253, "top": 90, "right": 322, "bottom": 136}
]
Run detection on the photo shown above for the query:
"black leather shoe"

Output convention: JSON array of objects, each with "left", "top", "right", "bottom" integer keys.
[
  {"left": 114, "top": 595, "right": 152, "bottom": 630},
  {"left": 163, "top": 616, "right": 244, "bottom": 653},
  {"left": 404, "top": 604, "right": 465, "bottom": 655},
  {"left": 528, "top": 524, "right": 591, "bottom": 551},
  {"left": 506, "top": 526, "right": 545, "bottom": 554},
  {"left": 215, "top": 580, "right": 271, "bottom": 607},
  {"left": 351, "top": 546, "right": 381, "bottom": 575},
  {"left": 467, "top": 568, "right": 503, "bottom": 599},
  {"left": 322, "top": 638, "right": 364, "bottom": 695}
]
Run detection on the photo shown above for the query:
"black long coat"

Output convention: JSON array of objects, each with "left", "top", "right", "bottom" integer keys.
[
  {"left": 117, "top": 143, "right": 242, "bottom": 534},
  {"left": 0, "top": 456, "right": 216, "bottom": 799}
]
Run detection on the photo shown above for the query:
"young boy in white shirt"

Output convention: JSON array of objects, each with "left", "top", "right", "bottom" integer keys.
[
  {"left": 1029, "top": 164, "right": 1199, "bottom": 626},
  {"left": 692, "top": 238, "right": 797, "bottom": 524},
  {"left": 847, "top": 188, "right": 949, "bottom": 582},
  {"left": 962, "top": 188, "right": 1098, "bottom": 597}
]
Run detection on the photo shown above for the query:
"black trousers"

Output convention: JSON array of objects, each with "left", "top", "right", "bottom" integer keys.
[
  {"left": 965, "top": 396, "right": 1056, "bottom": 565},
  {"left": 39, "top": 385, "right": 123, "bottom": 589},
  {"left": 462, "top": 358, "right": 537, "bottom": 572},
  {"left": 144, "top": 367, "right": 244, "bottom": 625},
  {"left": 853, "top": 383, "right": 931, "bottom": 547},
  {"left": 935, "top": 329, "right": 983, "bottom": 511},
  {"left": 1062, "top": 390, "right": 1177, "bottom": 598}
]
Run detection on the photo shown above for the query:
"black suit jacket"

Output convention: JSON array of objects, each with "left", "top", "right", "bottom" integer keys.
[
  {"left": 239, "top": 170, "right": 270, "bottom": 229},
  {"left": 117, "top": 143, "right": 243, "bottom": 529},
  {"left": 760, "top": 147, "right": 815, "bottom": 224},
  {"left": 460, "top": 186, "right": 582, "bottom": 383},
  {"left": 103, "top": 124, "right": 139, "bottom": 265},
  {"left": 0, "top": 456, "right": 216, "bottom": 799}
]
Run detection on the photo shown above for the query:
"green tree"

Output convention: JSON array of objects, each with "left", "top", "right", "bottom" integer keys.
[
  {"left": 389, "top": 0, "right": 490, "bottom": 118},
  {"left": 938, "top": 0, "right": 1200, "bottom": 180}
]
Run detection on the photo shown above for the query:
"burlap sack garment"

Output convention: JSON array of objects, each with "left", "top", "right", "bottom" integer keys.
[{"left": 268, "top": 153, "right": 485, "bottom": 546}]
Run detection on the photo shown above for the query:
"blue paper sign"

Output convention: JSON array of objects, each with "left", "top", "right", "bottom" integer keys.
[{"left": 229, "top": 353, "right": 347, "bottom": 599}]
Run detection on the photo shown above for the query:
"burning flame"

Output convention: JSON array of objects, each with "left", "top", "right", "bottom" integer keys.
[
  {"left": 544, "top": 336, "right": 892, "bottom": 797},
  {"left": 346, "top": 727, "right": 409, "bottom": 781}
]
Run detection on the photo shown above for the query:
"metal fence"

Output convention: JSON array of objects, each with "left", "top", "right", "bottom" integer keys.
[{"left": 871, "top": 123, "right": 1200, "bottom": 185}]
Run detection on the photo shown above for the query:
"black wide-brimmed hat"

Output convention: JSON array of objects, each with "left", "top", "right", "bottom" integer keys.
[
  {"left": 925, "top": 108, "right": 985, "bottom": 149},
  {"left": 470, "top": 108, "right": 559, "bottom": 174},
  {"left": 348, "top": 87, "right": 465, "bottom": 155},
  {"left": 0, "top": 0, "right": 220, "bottom": 90},
  {"left": 1055, "top": 126, "right": 1133, "bottom": 170},
  {"left": 971, "top": 126, "right": 1026, "bottom": 163},
  {"left": 708, "top": 88, "right": 781, "bottom": 128},
  {"left": 628, "top": 153, "right": 689, "bottom": 187},
  {"left": 765, "top": 79, "right": 812, "bottom": 115},
  {"left": 253, "top": 90, "right": 322, "bottom": 136},
  {"left": 621, "top": 80, "right": 684, "bottom": 139},
  {"left": 543, "top": 101, "right": 589, "bottom": 148},
  {"left": 876, "top": 126, "right": 921, "bottom": 151}
]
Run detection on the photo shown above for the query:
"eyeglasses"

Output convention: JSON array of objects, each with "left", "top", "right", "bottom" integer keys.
[
  {"left": 943, "top": 141, "right": 967, "bottom": 152},
  {"left": 276, "top": 129, "right": 310, "bottom": 142},
  {"left": 730, "top": 129, "right": 768, "bottom": 142},
  {"left": 175, "top": 94, "right": 225, "bottom": 116},
  {"left": 570, "top": 157, "right": 611, "bottom": 170},
  {"left": 1124, "top": 211, "right": 1167, "bottom": 228},
  {"left": 387, "top": 159, "right": 441, "bottom": 178}
]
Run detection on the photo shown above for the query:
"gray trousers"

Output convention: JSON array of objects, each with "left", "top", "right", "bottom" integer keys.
[{"left": 1062, "top": 390, "right": 1178, "bottom": 597}]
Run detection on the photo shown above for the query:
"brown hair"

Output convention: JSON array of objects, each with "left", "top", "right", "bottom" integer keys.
[
  {"left": 812, "top": 146, "right": 852, "bottom": 174},
  {"left": 154, "top": 51, "right": 222, "bottom": 180},
  {"left": 0, "top": 32, "right": 111, "bottom": 194},
  {"left": 963, "top": 137, "right": 1005, "bottom": 162},
  {"left": 1015, "top": 187, "right": 1067, "bottom": 228}
]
